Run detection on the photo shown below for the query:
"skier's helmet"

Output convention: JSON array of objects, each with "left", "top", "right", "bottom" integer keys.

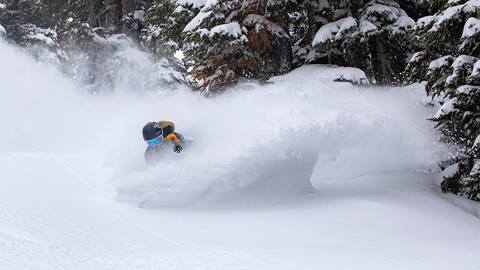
[{"left": 142, "top": 122, "right": 163, "bottom": 145}]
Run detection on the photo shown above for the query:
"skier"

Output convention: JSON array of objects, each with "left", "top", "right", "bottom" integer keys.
[{"left": 142, "top": 121, "right": 186, "bottom": 163}]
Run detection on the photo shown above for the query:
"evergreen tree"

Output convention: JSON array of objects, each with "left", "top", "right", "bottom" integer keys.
[
  {"left": 180, "top": 0, "right": 294, "bottom": 93},
  {"left": 181, "top": 0, "right": 247, "bottom": 92},
  {"left": 312, "top": 0, "right": 415, "bottom": 84},
  {"left": 0, "top": 0, "right": 68, "bottom": 63},
  {"left": 291, "top": 0, "right": 333, "bottom": 66},
  {"left": 405, "top": 0, "right": 480, "bottom": 200},
  {"left": 142, "top": 0, "right": 199, "bottom": 56},
  {"left": 242, "top": 0, "right": 294, "bottom": 80}
]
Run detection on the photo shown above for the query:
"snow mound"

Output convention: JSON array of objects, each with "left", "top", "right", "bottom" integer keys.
[{"left": 271, "top": 64, "right": 368, "bottom": 85}]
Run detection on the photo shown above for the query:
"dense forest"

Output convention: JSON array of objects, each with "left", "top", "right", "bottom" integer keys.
[{"left": 0, "top": 0, "right": 479, "bottom": 201}]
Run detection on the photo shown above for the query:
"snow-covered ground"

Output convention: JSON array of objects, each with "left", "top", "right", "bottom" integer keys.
[{"left": 1, "top": 40, "right": 480, "bottom": 269}]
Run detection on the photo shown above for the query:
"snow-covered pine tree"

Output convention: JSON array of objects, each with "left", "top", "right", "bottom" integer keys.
[
  {"left": 0, "top": 0, "right": 38, "bottom": 38},
  {"left": 0, "top": 0, "right": 184, "bottom": 94},
  {"left": 117, "top": 0, "right": 156, "bottom": 37},
  {"left": 407, "top": 0, "right": 480, "bottom": 200},
  {"left": 0, "top": 1, "right": 69, "bottom": 63},
  {"left": 142, "top": 0, "right": 203, "bottom": 57},
  {"left": 312, "top": 0, "right": 415, "bottom": 84},
  {"left": 181, "top": 0, "right": 293, "bottom": 92},
  {"left": 120, "top": 8, "right": 145, "bottom": 36},
  {"left": 180, "top": 0, "right": 246, "bottom": 92},
  {"left": 290, "top": 0, "right": 332, "bottom": 66},
  {"left": 293, "top": 0, "right": 360, "bottom": 66},
  {"left": 139, "top": 0, "right": 197, "bottom": 89},
  {"left": 242, "top": 0, "right": 294, "bottom": 79}
]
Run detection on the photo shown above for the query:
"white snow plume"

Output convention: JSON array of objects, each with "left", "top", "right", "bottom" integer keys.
[
  {"left": 68, "top": 34, "right": 183, "bottom": 94},
  {"left": 112, "top": 66, "right": 447, "bottom": 207},
  {"left": 0, "top": 41, "right": 85, "bottom": 153},
  {"left": 0, "top": 40, "right": 447, "bottom": 208},
  {"left": 116, "top": 127, "right": 322, "bottom": 207}
]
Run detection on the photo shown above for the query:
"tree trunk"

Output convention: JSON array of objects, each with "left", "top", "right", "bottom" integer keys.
[{"left": 104, "top": 0, "right": 123, "bottom": 29}]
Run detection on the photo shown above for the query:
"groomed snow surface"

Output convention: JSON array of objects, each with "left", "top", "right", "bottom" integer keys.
[{"left": 1, "top": 40, "right": 480, "bottom": 269}]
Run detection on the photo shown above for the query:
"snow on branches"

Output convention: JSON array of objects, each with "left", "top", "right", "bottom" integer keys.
[
  {"left": 415, "top": 0, "right": 480, "bottom": 200},
  {"left": 462, "top": 17, "right": 480, "bottom": 38},
  {"left": 312, "top": 0, "right": 415, "bottom": 84},
  {"left": 312, "top": 17, "right": 357, "bottom": 45},
  {"left": 178, "top": 0, "right": 293, "bottom": 92},
  {"left": 0, "top": 23, "right": 5, "bottom": 38}
]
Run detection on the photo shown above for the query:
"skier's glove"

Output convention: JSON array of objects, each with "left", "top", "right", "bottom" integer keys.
[{"left": 173, "top": 144, "right": 183, "bottom": 153}]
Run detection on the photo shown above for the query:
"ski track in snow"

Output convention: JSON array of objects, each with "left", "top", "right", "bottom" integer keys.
[{"left": 1, "top": 41, "right": 480, "bottom": 269}]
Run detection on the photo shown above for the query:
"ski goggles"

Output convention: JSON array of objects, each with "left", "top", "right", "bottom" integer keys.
[{"left": 146, "top": 134, "right": 163, "bottom": 145}]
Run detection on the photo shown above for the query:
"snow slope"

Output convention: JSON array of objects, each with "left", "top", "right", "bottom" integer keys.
[{"left": 1, "top": 40, "right": 480, "bottom": 269}]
